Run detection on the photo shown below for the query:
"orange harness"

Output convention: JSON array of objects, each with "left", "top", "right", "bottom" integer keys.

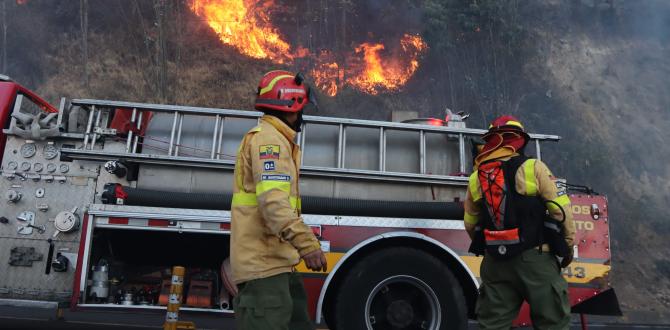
[{"left": 478, "top": 161, "right": 521, "bottom": 248}]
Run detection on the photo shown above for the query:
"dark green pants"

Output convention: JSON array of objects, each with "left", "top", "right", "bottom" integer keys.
[
  {"left": 477, "top": 249, "right": 570, "bottom": 330},
  {"left": 233, "top": 272, "right": 314, "bottom": 330}
]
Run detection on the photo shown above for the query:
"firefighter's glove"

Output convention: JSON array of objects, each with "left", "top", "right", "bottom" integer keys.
[
  {"left": 558, "top": 246, "right": 574, "bottom": 268},
  {"left": 303, "top": 249, "right": 328, "bottom": 272}
]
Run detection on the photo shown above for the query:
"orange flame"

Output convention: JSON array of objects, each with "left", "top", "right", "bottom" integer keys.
[
  {"left": 349, "top": 34, "right": 427, "bottom": 95},
  {"left": 311, "top": 34, "right": 427, "bottom": 96},
  {"left": 189, "top": 0, "right": 427, "bottom": 95},
  {"left": 190, "top": 0, "right": 305, "bottom": 63},
  {"left": 311, "top": 61, "right": 343, "bottom": 97}
]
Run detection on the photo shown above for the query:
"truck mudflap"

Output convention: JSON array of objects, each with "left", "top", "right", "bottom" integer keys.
[{"left": 571, "top": 288, "right": 622, "bottom": 316}]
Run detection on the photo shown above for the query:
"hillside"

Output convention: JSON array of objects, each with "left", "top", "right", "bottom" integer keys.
[{"left": 2, "top": 0, "right": 670, "bottom": 321}]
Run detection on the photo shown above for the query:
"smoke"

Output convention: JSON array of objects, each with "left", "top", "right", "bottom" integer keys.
[
  {"left": 353, "top": 0, "right": 424, "bottom": 41},
  {"left": 607, "top": 0, "right": 670, "bottom": 41}
]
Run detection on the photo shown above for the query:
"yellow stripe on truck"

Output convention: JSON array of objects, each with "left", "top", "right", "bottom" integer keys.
[
  {"left": 561, "top": 262, "right": 611, "bottom": 284},
  {"left": 295, "top": 252, "right": 345, "bottom": 274},
  {"left": 459, "top": 255, "right": 611, "bottom": 284},
  {"left": 460, "top": 255, "right": 483, "bottom": 277},
  {"left": 295, "top": 251, "right": 611, "bottom": 285}
]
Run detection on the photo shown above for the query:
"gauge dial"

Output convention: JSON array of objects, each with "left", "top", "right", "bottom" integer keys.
[
  {"left": 43, "top": 145, "right": 59, "bottom": 160},
  {"left": 7, "top": 161, "right": 18, "bottom": 170},
  {"left": 20, "top": 143, "right": 37, "bottom": 158},
  {"left": 20, "top": 162, "right": 31, "bottom": 172},
  {"left": 59, "top": 164, "right": 69, "bottom": 173},
  {"left": 33, "top": 163, "right": 43, "bottom": 172},
  {"left": 46, "top": 163, "right": 57, "bottom": 173}
]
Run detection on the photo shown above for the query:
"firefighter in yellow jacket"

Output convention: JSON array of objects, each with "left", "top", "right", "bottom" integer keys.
[
  {"left": 464, "top": 115, "right": 576, "bottom": 330},
  {"left": 230, "top": 70, "right": 326, "bottom": 330}
]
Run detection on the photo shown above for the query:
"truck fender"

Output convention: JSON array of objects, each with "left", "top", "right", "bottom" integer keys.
[{"left": 315, "top": 231, "right": 478, "bottom": 323}]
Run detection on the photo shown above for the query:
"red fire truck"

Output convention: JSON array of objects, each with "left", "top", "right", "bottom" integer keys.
[{"left": 0, "top": 74, "right": 620, "bottom": 329}]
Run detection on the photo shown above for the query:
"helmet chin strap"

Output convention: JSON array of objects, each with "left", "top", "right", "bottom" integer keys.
[
  {"left": 294, "top": 111, "right": 303, "bottom": 132},
  {"left": 255, "top": 98, "right": 295, "bottom": 107},
  {"left": 262, "top": 110, "right": 303, "bottom": 133}
]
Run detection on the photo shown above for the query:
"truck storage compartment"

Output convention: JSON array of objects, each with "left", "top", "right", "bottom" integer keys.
[{"left": 82, "top": 228, "right": 233, "bottom": 313}]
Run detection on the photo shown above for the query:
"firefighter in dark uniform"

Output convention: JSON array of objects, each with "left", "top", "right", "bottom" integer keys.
[{"left": 464, "top": 115, "right": 576, "bottom": 330}]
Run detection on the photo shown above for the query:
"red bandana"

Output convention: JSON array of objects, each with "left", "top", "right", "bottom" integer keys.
[{"left": 475, "top": 132, "right": 527, "bottom": 168}]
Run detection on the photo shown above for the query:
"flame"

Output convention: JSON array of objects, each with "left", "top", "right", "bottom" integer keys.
[
  {"left": 348, "top": 34, "right": 427, "bottom": 95},
  {"left": 311, "top": 61, "right": 343, "bottom": 97},
  {"left": 189, "top": 0, "right": 305, "bottom": 63},
  {"left": 311, "top": 34, "right": 428, "bottom": 96},
  {"left": 189, "top": 0, "right": 428, "bottom": 95}
]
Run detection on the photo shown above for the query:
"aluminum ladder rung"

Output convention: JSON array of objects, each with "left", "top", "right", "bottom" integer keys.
[{"left": 68, "top": 98, "right": 559, "bottom": 175}]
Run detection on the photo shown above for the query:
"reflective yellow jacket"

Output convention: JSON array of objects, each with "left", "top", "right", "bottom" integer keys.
[
  {"left": 464, "top": 157, "right": 576, "bottom": 248},
  {"left": 230, "top": 115, "right": 321, "bottom": 284}
]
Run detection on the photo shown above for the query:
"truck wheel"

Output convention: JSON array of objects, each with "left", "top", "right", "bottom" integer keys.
[{"left": 333, "top": 247, "right": 467, "bottom": 330}]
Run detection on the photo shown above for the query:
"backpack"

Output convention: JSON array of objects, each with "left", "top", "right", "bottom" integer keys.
[{"left": 468, "top": 156, "right": 547, "bottom": 259}]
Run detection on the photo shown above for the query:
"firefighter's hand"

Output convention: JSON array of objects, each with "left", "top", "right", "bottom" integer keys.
[
  {"left": 303, "top": 249, "right": 327, "bottom": 272},
  {"left": 559, "top": 247, "right": 574, "bottom": 268}
]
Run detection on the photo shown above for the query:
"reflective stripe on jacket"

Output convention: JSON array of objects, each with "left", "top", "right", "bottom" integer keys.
[
  {"left": 230, "top": 115, "right": 321, "bottom": 284},
  {"left": 464, "top": 158, "right": 576, "bottom": 247}
]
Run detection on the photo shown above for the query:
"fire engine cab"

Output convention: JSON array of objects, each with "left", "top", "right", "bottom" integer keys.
[{"left": 0, "top": 75, "right": 620, "bottom": 329}]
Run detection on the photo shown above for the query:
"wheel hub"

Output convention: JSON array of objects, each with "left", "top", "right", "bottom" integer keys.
[
  {"left": 387, "top": 299, "right": 414, "bottom": 328},
  {"left": 365, "top": 275, "right": 441, "bottom": 330}
]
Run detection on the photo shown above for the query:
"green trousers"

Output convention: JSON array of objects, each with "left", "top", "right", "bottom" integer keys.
[
  {"left": 233, "top": 272, "right": 314, "bottom": 330},
  {"left": 477, "top": 249, "right": 570, "bottom": 330}
]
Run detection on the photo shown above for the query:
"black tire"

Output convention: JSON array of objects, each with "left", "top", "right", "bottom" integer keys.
[{"left": 332, "top": 247, "right": 467, "bottom": 330}]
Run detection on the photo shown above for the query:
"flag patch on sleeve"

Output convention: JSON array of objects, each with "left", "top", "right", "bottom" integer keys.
[{"left": 259, "top": 145, "right": 280, "bottom": 159}]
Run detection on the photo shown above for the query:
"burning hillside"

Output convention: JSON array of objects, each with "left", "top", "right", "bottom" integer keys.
[{"left": 189, "top": 0, "right": 427, "bottom": 96}]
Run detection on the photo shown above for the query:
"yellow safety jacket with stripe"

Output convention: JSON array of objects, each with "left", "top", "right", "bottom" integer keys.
[
  {"left": 230, "top": 115, "right": 321, "bottom": 284},
  {"left": 464, "top": 157, "right": 576, "bottom": 249}
]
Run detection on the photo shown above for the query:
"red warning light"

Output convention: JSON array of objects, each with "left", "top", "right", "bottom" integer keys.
[{"left": 428, "top": 118, "right": 443, "bottom": 126}]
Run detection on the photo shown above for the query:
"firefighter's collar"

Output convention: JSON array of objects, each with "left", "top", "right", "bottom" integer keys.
[{"left": 261, "top": 115, "right": 297, "bottom": 142}]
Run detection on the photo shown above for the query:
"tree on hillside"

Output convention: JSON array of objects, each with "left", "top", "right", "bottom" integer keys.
[
  {"left": 423, "top": 0, "right": 528, "bottom": 124},
  {"left": 154, "top": 0, "right": 168, "bottom": 103},
  {"left": 1, "top": 0, "right": 6, "bottom": 74},
  {"left": 80, "top": 0, "right": 88, "bottom": 90}
]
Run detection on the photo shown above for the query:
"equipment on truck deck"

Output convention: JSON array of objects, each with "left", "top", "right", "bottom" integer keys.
[
  {"left": 185, "top": 280, "right": 213, "bottom": 308},
  {"left": 89, "top": 260, "right": 110, "bottom": 302}
]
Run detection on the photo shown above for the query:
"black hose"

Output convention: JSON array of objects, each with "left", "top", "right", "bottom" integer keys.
[
  {"left": 103, "top": 185, "right": 233, "bottom": 210},
  {"left": 45, "top": 239, "right": 54, "bottom": 275},
  {"left": 102, "top": 184, "right": 464, "bottom": 219}
]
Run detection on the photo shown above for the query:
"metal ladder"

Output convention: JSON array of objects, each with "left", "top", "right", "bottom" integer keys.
[{"left": 60, "top": 99, "right": 561, "bottom": 186}]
